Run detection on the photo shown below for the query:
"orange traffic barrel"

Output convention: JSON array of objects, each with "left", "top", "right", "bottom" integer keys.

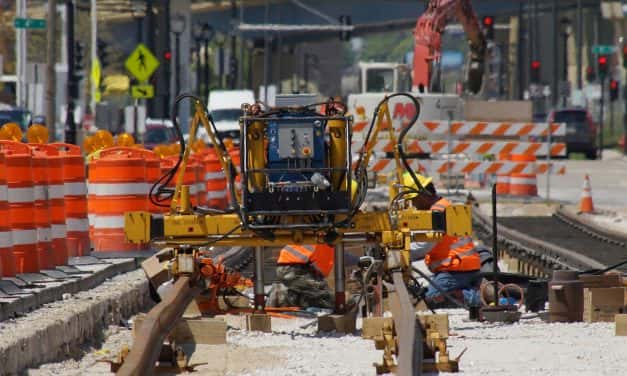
[
  {"left": 0, "top": 141, "right": 38, "bottom": 273},
  {"left": 0, "top": 152, "right": 13, "bottom": 276},
  {"left": 28, "top": 145, "right": 53, "bottom": 270},
  {"left": 139, "top": 148, "right": 163, "bottom": 216},
  {"left": 52, "top": 143, "right": 90, "bottom": 257},
  {"left": 32, "top": 144, "right": 68, "bottom": 266},
  {"left": 202, "top": 148, "right": 227, "bottom": 209},
  {"left": 191, "top": 154, "right": 207, "bottom": 207},
  {"left": 166, "top": 155, "right": 200, "bottom": 207},
  {"left": 228, "top": 147, "right": 241, "bottom": 205},
  {"left": 509, "top": 154, "right": 538, "bottom": 197},
  {"left": 89, "top": 147, "right": 148, "bottom": 253},
  {"left": 495, "top": 152, "right": 510, "bottom": 195}
]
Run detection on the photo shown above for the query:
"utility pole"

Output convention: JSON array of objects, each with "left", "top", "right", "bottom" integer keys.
[
  {"left": 45, "top": 0, "right": 57, "bottom": 140},
  {"left": 64, "top": 0, "right": 77, "bottom": 144},
  {"left": 576, "top": 0, "right": 583, "bottom": 90},
  {"left": 229, "top": 0, "right": 238, "bottom": 89},
  {"left": 599, "top": 76, "right": 605, "bottom": 160},
  {"left": 90, "top": 0, "right": 97, "bottom": 123},
  {"left": 16, "top": 0, "right": 26, "bottom": 108}
]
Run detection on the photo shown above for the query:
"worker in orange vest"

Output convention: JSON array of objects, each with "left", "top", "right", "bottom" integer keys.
[
  {"left": 269, "top": 244, "right": 335, "bottom": 308},
  {"left": 404, "top": 173, "right": 482, "bottom": 307}
]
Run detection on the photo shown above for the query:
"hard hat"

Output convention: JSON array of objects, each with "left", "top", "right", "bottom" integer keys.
[{"left": 402, "top": 171, "right": 432, "bottom": 190}]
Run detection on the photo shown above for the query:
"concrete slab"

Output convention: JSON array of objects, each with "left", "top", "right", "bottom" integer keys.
[{"left": 0, "top": 258, "right": 139, "bottom": 322}]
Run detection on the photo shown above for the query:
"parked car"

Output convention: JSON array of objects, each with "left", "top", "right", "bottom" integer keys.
[
  {"left": 547, "top": 108, "right": 597, "bottom": 159},
  {"left": 143, "top": 118, "right": 178, "bottom": 150}
]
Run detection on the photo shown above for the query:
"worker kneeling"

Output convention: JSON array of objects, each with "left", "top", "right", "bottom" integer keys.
[
  {"left": 405, "top": 173, "right": 482, "bottom": 307},
  {"left": 267, "top": 244, "right": 335, "bottom": 309}
]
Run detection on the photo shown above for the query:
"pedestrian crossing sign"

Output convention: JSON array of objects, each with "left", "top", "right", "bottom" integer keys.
[{"left": 125, "top": 43, "right": 159, "bottom": 82}]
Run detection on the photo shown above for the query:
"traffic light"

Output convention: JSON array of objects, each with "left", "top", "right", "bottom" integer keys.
[
  {"left": 74, "top": 41, "right": 85, "bottom": 80},
  {"left": 623, "top": 46, "right": 627, "bottom": 69},
  {"left": 530, "top": 60, "right": 541, "bottom": 83},
  {"left": 598, "top": 55, "right": 608, "bottom": 78},
  {"left": 164, "top": 51, "right": 172, "bottom": 62},
  {"left": 610, "top": 79, "right": 619, "bottom": 101},
  {"left": 228, "top": 56, "right": 238, "bottom": 82},
  {"left": 339, "top": 15, "right": 352, "bottom": 41},
  {"left": 482, "top": 16, "right": 495, "bottom": 40},
  {"left": 586, "top": 66, "right": 596, "bottom": 83},
  {"left": 97, "top": 38, "right": 110, "bottom": 69}
]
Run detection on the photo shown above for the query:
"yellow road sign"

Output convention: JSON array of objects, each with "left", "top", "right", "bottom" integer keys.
[
  {"left": 131, "top": 84, "right": 155, "bottom": 99},
  {"left": 125, "top": 43, "right": 159, "bottom": 82}
]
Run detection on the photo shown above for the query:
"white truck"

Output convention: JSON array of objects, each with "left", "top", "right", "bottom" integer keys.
[
  {"left": 347, "top": 62, "right": 464, "bottom": 124},
  {"left": 204, "top": 89, "right": 255, "bottom": 144}
]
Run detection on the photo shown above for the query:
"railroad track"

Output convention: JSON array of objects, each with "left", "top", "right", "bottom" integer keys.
[{"left": 472, "top": 206, "right": 627, "bottom": 277}]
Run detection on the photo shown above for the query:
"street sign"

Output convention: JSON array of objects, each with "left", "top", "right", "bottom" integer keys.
[
  {"left": 592, "top": 45, "right": 617, "bottom": 55},
  {"left": 14, "top": 18, "right": 46, "bottom": 29},
  {"left": 125, "top": 44, "right": 159, "bottom": 82},
  {"left": 131, "top": 84, "right": 155, "bottom": 99}
]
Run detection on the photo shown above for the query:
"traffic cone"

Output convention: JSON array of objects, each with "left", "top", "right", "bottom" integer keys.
[{"left": 579, "top": 174, "right": 594, "bottom": 213}]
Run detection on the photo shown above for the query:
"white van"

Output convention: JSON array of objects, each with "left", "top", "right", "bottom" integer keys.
[{"left": 205, "top": 90, "right": 255, "bottom": 144}]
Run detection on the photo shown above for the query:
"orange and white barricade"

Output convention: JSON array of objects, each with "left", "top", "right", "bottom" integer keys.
[
  {"left": 0, "top": 152, "right": 14, "bottom": 276},
  {"left": 89, "top": 148, "right": 148, "bottom": 253},
  {"left": 52, "top": 143, "right": 90, "bottom": 257},
  {"left": 28, "top": 145, "right": 53, "bottom": 269},
  {"left": 203, "top": 148, "right": 227, "bottom": 209},
  {"left": 508, "top": 154, "right": 538, "bottom": 197},
  {"left": 0, "top": 141, "right": 38, "bottom": 273}
]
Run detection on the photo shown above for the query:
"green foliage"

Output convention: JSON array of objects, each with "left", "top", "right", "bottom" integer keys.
[{"left": 359, "top": 32, "right": 414, "bottom": 63}]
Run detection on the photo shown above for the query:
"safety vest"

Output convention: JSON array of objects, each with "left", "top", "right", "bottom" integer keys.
[
  {"left": 277, "top": 244, "right": 335, "bottom": 277},
  {"left": 424, "top": 198, "right": 481, "bottom": 273}
]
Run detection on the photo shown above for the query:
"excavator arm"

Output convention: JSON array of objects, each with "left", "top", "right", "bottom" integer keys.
[{"left": 413, "top": 0, "right": 487, "bottom": 94}]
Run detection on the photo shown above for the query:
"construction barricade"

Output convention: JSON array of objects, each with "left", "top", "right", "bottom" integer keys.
[
  {"left": 28, "top": 145, "right": 54, "bottom": 269},
  {"left": 52, "top": 143, "right": 90, "bottom": 257},
  {"left": 0, "top": 141, "right": 38, "bottom": 273},
  {"left": 202, "top": 148, "right": 228, "bottom": 210},
  {"left": 0, "top": 151, "right": 14, "bottom": 276},
  {"left": 509, "top": 154, "right": 538, "bottom": 197},
  {"left": 88, "top": 147, "right": 149, "bottom": 254}
]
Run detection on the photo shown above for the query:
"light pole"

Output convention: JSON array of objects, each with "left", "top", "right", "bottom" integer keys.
[
  {"left": 215, "top": 32, "right": 226, "bottom": 89},
  {"left": 170, "top": 14, "right": 186, "bottom": 99},
  {"left": 561, "top": 18, "right": 572, "bottom": 108},
  {"left": 131, "top": 1, "right": 145, "bottom": 142},
  {"left": 202, "top": 23, "right": 214, "bottom": 98},
  {"left": 193, "top": 23, "right": 204, "bottom": 98}
]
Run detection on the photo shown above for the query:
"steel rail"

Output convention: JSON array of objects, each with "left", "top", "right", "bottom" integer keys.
[
  {"left": 388, "top": 270, "right": 423, "bottom": 376},
  {"left": 116, "top": 276, "right": 203, "bottom": 376},
  {"left": 472, "top": 207, "right": 606, "bottom": 274}
]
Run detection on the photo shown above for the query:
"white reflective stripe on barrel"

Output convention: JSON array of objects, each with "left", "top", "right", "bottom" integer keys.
[
  {"left": 205, "top": 171, "right": 226, "bottom": 180},
  {"left": 66, "top": 218, "right": 89, "bottom": 232},
  {"left": 48, "top": 185, "right": 65, "bottom": 200},
  {"left": 88, "top": 214, "right": 96, "bottom": 226},
  {"left": 0, "top": 231, "right": 12, "bottom": 248},
  {"left": 64, "top": 182, "right": 88, "bottom": 196},
  {"left": 0, "top": 184, "right": 8, "bottom": 200},
  {"left": 89, "top": 183, "right": 149, "bottom": 196},
  {"left": 36, "top": 227, "right": 52, "bottom": 242},
  {"left": 196, "top": 183, "right": 206, "bottom": 193},
  {"left": 51, "top": 224, "right": 67, "bottom": 239},
  {"left": 92, "top": 215, "right": 125, "bottom": 229},
  {"left": 11, "top": 229, "right": 37, "bottom": 245},
  {"left": 33, "top": 185, "right": 48, "bottom": 201},
  {"left": 206, "top": 190, "right": 228, "bottom": 199},
  {"left": 8, "top": 187, "right": 34, "bottom": 203}
]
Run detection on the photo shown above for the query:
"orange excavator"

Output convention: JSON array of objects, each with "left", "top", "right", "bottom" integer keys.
[{"left": 412, "top": 0, "right": 487, "bottom": 94}]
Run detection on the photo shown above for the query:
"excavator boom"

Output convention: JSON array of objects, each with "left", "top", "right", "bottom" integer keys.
[{"left": 413, "top": 0, "right": 486, "bottom": 94}]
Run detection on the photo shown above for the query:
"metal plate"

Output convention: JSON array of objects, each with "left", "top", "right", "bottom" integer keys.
[
  {"left": 39, "top": 269, "right": 73, "bottom": 280},
  {"left": 0, "top": 280, "right": 28, "bottom": 295},
  {"left": 17, "top": 273, "right": 55, "bottom": 284},
  {"left": 56, "top": 265, "right": 87, "bottom": 275},
  {"left": 68, "top": 256, "right": 108, "bottom": 266}
]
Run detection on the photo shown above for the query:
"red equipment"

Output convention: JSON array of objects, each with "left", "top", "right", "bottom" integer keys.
[{"left": 413, "top": 0, "right": 487, "bottom": 94}]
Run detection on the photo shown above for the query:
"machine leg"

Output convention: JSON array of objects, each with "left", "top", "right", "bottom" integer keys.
[
  {"left": 254, "top": 246, "right": 265, "bottom": 311},
  {"left": 334, "top": 243, "right": 346, "bottom": 313}
]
